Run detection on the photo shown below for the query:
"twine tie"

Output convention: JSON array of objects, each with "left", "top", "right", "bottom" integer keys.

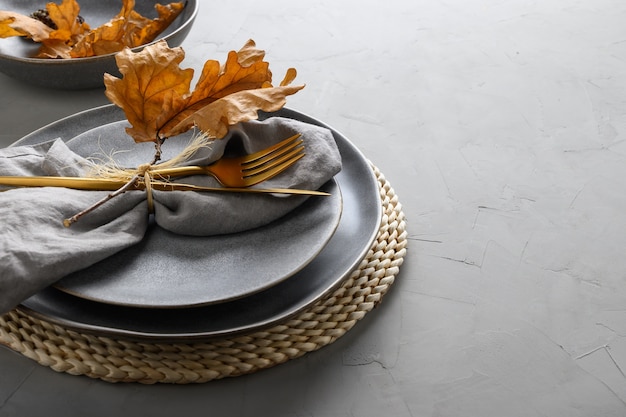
[{"left": 137, "top": 163, "right": 155, "bottom": 214}]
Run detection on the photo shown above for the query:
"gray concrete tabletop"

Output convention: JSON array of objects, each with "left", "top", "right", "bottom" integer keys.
[{"left": 2, "top": 1, "right": 626, "bottom": 416}]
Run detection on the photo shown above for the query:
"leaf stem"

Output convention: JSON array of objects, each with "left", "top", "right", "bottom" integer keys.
[{"left": 152, "top": 137, "right": 165, "bottom": 165}]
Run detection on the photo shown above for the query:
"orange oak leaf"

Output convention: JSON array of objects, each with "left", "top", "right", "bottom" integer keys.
[
  {"left": 104, "top": 40, "right": 304, "bottom": 144},
  {"left": 0, "top": 12, "right": 52, "bottom": 41},
  {"left": 44, "top": 0, "right": 90, "bottom": 44},
  {"left": 158, "top": 40, "right": 276, "bottom": 136},
  {"left": 70, "top": 0, "right": 185, "bottom": 58},
  {"left": 36, "top": 38, "right": 73, "bottom": 59},
  {"left": 232, "top": 38, "right": 267, "bottom": 67},
  {"left": 127, "top": 2, "right": 186, "bottom": 48},
  {"left": 164, "top": 84, "right": 306, "bottom": 140},
  {"left": 0, "top": 0, "right": 184, "bottom": 59},
  {"left": 104, "top": 40, "right": 193, "bottom": 143}
]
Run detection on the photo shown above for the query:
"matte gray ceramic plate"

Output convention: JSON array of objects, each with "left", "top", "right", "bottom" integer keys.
[
  {"left": 50, "top": 120, "right": 342, "bottom": 308},
  {"left": 0, "top": 0, "right": 198, "bottom": 89},
  {"left": 15, "top": 106, "right": 382, "bottom": 340}
]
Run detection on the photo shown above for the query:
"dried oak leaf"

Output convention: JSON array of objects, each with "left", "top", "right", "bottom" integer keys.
[
  {"left": 45, "top": 0, "right": 90, "bottom": 44},
  {"left": 70, "top": 0, "right": 185, "bottom": 58},
  {"left": 36, "top": 38, "right": 73, "bottom": 59},
  {"left": 36, "top": 0, "right": 90, "bottom": 58},
  {"left": 127, "top": 2, "right": 186, "bottom": 48},
  {"left": 104, "top": 40, "right": 193, "bottom": 143},
  {"left": 0, "top": 0, "right": 184, "bottom": 59},
  {"left": 0, "top": 11, "right": 52, "bottom": 41},
  {"left": 104, "top": 40, "right": 305, "bottom": 143}
]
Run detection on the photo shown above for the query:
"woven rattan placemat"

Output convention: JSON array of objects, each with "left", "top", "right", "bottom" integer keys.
[{"left": 0, "top": 164, "right": 407, "bottom": 384}]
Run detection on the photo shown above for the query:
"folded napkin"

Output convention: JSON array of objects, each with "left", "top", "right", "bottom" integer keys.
[{"left": 0, "top": 117, "right": 342, "bottom": 314}]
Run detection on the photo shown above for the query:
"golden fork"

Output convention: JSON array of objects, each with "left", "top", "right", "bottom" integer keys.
[
  {"left": 0, "top": 176, "right": 329, "bottom": 196},
  {"left": 150, "top": 133, "right": 305, "bottom": 187}
]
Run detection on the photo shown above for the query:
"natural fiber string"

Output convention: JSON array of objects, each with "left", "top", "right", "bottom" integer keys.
[
  {"left": 0, "top": 163, "right": 407, "bottom": 384},
  {"left": 137, "top": 163, "right": 155, "bottom": 213},
  {"left": 84, "top": 131, "right": 215, "bottom": 216}
]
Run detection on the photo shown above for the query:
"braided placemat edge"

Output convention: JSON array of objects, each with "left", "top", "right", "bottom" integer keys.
[{"left": 0, "top": 164, "right": 407, "bottom": 384}]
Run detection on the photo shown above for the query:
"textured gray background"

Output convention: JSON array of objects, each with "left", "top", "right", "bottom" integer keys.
[{"left": 2, "top": 0, "right": 626, "bottom": 416}]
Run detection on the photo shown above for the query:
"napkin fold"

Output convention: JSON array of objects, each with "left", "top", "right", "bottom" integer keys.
[{"left": 0, "top": 117, "right": 341, "bottom": 314}]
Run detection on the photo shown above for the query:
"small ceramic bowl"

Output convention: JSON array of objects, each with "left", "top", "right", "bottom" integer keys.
[{"left": 0, "top": 0, "right": 198, "bottom": 89}]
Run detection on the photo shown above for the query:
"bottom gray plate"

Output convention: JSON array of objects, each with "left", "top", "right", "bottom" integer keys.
[{"left": 15, "top": 107, "right": 382, "bottom": 341}]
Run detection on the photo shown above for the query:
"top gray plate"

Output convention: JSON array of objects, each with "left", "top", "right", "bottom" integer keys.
[
  {"left": 15, "top": 107, "right": 381, "bottom": 340},
  {"left": 27, "top": 113, "right": 343, "bottom": 308},
  {"left": 54, "top": 125, "right": 342, "bottom": 307}
]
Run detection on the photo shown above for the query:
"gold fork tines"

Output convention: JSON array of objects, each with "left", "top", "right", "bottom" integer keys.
[{"left": 150, "top": 133, "right": 305, "bottom": 187}]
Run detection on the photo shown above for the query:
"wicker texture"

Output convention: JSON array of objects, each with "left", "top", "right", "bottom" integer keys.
[{"left": 0, "top": 165, "right": 407, "bottom": 383}]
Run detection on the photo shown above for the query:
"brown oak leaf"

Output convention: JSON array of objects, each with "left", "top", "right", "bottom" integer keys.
[
  {"left": 104, "top": 40, "right": 193, "bottom": 143},
  {"left": 70, "top": 0, "right": 185, "bottom": 58},
  {"left": 0, "top": 11, "right": 52, "bottom": 41},
  {"left": 0, "top": 0, "right": 185, "bottom": 59},
  {"left": 165, "top": 84, "right": 306, "bottom": 140},
  {"left": 36, "top": 38, "right": 73, "bottom": 59},
  {"left": 104, "top": 40, "right": 304, "bottom": 143},
  {"left": 44, "top": 0, "right": 90, "bottom": 45}
]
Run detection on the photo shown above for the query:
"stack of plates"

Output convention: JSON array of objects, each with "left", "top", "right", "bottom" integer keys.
[{"left": 13, "top": 106, "right": 382, "bottom": 342}]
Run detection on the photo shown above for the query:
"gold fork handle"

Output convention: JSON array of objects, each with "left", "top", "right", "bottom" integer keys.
[
  {"left": 150, "top": 166, "right": 212, "bottom": 178},
  {"left": 0, "top": 176, "right": 127, "bottom": 191},
  {"left": 0, "top": 176, "right": 330, "bottom": 196}
]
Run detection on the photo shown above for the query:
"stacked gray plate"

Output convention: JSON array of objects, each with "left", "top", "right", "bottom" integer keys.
[{"left": 14, "top": 107, "right": 382, "bottom": 341}]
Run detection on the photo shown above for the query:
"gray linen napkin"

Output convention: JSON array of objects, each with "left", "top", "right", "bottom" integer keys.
[{"left": 0, "top": 117, "right": 341, "bottom": 314}]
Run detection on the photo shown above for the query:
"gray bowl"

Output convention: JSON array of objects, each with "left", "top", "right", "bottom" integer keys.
[{"left": 0, "top": 0, "right": 198, "bottom": 89}]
